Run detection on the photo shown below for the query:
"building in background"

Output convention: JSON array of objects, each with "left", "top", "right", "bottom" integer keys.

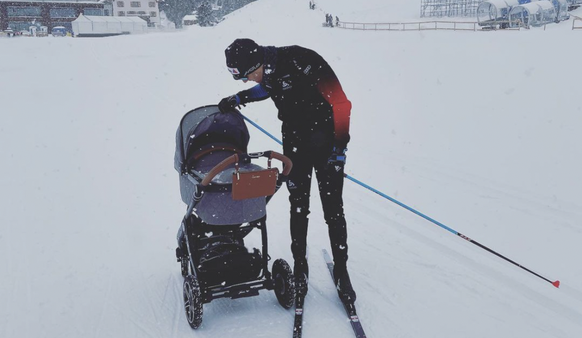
[
  {"left": 182, "top": 14, "right": 196, "bottom": 26},
  {"left": 72, "top": 13, "right": 147, "bottom": 36},
  {"left": 112, "top": 0, "right": 159, "bottom": 27},
  {"left": 0, "top": 0, "right": 108, "bottom": 32}
]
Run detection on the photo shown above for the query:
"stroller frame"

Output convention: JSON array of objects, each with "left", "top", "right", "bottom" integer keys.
[
  {"left": 180, "top": 214, "right": 271, "bottom": 302},
  {"left": 174, "top": 107, "right": 296, "bottom": 329}
]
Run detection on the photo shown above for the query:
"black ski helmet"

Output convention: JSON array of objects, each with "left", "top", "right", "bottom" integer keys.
[{"left": 225, "top": 38, "right": 264, "bottom": 80}]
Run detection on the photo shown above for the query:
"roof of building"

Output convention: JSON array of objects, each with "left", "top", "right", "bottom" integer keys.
[
  {"left": 74, "top": 14, "right": 146, "bottom": 23},
  {"left": 0, "top": 0, "right": 105, "bottom": 3}
]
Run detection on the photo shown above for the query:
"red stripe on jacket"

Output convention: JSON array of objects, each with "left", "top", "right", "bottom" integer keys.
[{"left": 317, "top": 77, "right": 352, "bottom": 146}]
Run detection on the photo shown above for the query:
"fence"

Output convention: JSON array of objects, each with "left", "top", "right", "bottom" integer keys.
[
  {"left": 573, "top": 16, "right": 582, "bottom": 30},
  {"left": 336, "top": 21, "right": 521, "bottom": 31}
]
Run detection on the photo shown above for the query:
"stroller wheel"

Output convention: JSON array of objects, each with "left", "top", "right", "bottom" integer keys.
[
  {"left": 183, "top": 275, "right": 203, "bottom": 329},
  {"left": 272, "top": 259, "right": 295, "bottom": 309}
]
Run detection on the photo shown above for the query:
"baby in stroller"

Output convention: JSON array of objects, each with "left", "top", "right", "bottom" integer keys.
[{"left": 174, "top": 105, "right": 295, "bottom": 328}]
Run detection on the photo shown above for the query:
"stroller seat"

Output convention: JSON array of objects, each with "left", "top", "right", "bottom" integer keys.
[{"left": 179, "top": 144, "right": 270, "bottom": 226}]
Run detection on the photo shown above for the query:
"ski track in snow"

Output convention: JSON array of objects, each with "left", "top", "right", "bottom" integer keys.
[
  {"left": 406, "top": 157, "right": 582, "bottom": 229},
  {"left": 342, "top": 194, "right": 582, "bottom": 337}
]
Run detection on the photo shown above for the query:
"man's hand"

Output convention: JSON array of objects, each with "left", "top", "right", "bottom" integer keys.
[
  {"left": 328, "top": 146, "right": 347, "bottom": 165},
  {"left": 218, "top": 95, "right": 240, "bottom": 113}
]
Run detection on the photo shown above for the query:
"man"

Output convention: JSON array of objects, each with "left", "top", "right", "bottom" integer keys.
[{"left": 218, "top": 38, "right": 356, "bottom": 304}]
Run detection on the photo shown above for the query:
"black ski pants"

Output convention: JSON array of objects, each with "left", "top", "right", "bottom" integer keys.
[{"left": 282, "top": 124, "right": 349, "bottom": 271}]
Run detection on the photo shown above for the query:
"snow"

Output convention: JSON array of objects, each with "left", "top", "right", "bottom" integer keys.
[{"left": 1, "top": 0, "right": 582, "bottom": 337}]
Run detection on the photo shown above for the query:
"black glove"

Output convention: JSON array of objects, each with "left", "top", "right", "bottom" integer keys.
[
  {"left": 218, "top": 95, "right": 242, "bottom": 113},
  {"left": 327, "top": 146, "right": 347, "bottom": 165}
]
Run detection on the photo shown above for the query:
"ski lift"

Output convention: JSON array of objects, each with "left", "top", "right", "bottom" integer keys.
[
  {"left": 477, "top": 0, "right": 520, "bottom": 27},
  {"left": 508, "top": 1, "right": 557, "bottom": 28}
]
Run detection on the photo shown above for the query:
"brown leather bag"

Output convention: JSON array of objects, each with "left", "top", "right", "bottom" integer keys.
[{"left": 232, "top": 168, "right": 279, "bottom": 200}]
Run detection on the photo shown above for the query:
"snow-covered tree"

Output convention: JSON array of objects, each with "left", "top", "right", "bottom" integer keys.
[
  {"left": 159, "top": 0, "right": 200, "bottom": 28},
  {"left": 197, "top": 2, "right": 215, "bottom": 26}
]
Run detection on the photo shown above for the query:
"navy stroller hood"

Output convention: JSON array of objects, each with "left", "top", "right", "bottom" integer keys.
[
  {"left": 174, "top": 106, "right": 267, "bottom": 226},
  {"left": 175, "top": 106, "right": 250, "bottom": 174}
]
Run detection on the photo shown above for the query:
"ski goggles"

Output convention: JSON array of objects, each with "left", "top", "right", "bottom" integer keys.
[
  {"left": 229, "top": 62, "right": 260, "bottom": 81},
  {"left": 233, "top": 74, "right": 248, "bottom": 81}
]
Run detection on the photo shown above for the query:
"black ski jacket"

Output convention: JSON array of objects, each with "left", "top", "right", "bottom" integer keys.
[{"left": 236, "top": 45, "right": 351, "bottom": 147}]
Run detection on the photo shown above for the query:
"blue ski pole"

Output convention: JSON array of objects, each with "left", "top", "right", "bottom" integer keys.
[
  {"left": 242, "top": 114, "right": 283, "bottom": 146},
  {"left": 241, "top": 113, "right": 560, "bottom": 288}
]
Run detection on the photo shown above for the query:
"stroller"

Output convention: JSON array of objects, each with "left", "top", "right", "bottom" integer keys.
[{"left": 174, "top": 105, "right": 295, "bottom": 329}]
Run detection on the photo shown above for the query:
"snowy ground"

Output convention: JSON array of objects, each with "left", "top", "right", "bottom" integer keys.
[{"left": 1, "top": 0, "right": 582, "bottom": 337}]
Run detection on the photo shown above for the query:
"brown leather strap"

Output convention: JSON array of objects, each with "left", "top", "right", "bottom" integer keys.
[
  {"left": 200, "top": 151, "right": 293, "bottom": 186},
  {"left": 200, "top": 154, "right": 238, "bottom": 186},
  {"left": 192, "top": 146, "right": 241, "bottom": 161}
]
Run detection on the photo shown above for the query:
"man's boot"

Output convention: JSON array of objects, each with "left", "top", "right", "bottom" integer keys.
[
  {"left": 294, "top": 259, "right": 309, "bottom": 297},
  {"left": 333, "top": 265, "right": 356, "bottom": 304}
]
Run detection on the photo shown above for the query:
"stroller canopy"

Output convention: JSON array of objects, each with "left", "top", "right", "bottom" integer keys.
[
  {"left": 175, "top": 106, "right": 250, "bottom": 174},
  {"left": 174, "top": 106, "right": 268, "bottom": 226}
]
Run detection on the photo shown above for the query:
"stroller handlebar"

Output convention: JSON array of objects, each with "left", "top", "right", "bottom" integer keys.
[
  {"left": 268, "top": 151, "right": 293, "bottom": 176},
  {"left": 200, "top": 151, "right": 293, "bottom": 187}
]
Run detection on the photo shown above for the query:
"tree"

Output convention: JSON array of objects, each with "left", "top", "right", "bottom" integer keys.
[
  {"left": 216, "top": 0, "right": 256, "bottom": 18},
  {"left": 159, "top": 0, "right": 200, "bottom": 28},
  {"left": 197, "top": 2, "right": 215, "bottom": 27}
]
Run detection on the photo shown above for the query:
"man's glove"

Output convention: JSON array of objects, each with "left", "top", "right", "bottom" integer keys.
[
  {"left": 218, "top": 95, "right": 242, "bottom": 113},
  {"left": 327, "top": 146, "right": 347, "bottom": 165}
]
